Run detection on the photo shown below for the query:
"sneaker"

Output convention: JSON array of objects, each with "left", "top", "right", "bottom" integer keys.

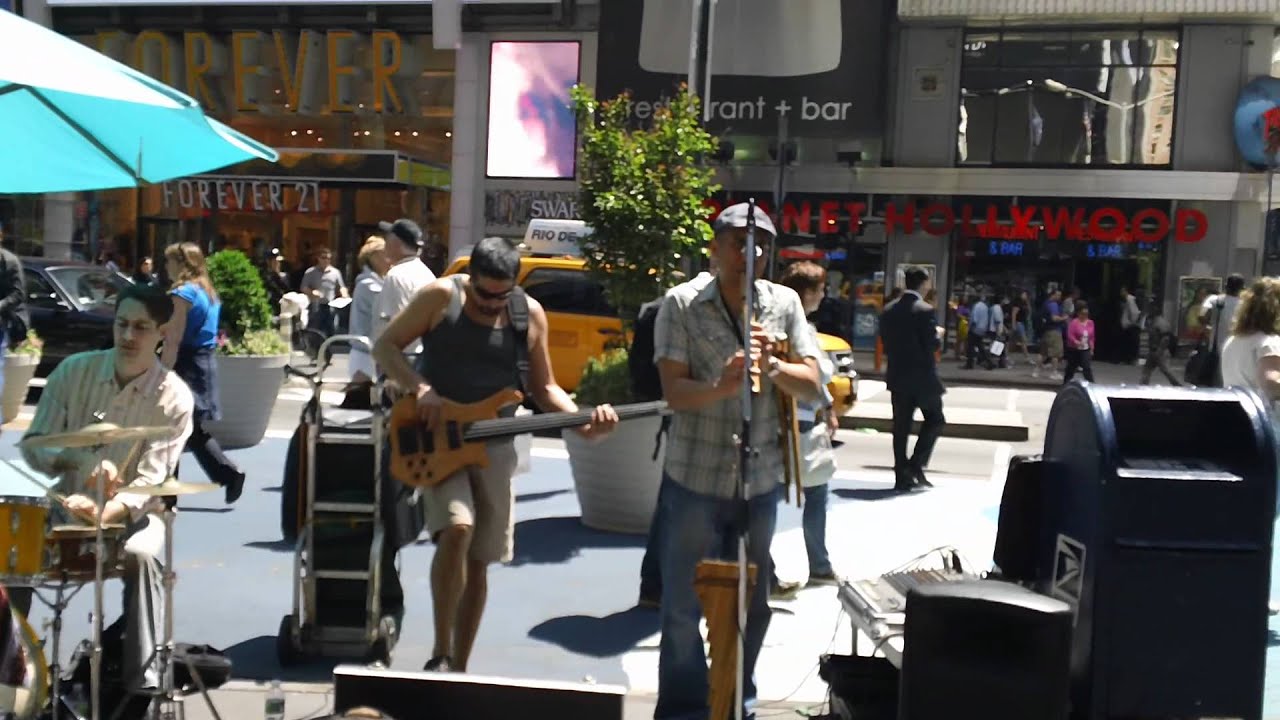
[
  {"left": 424, "top": 655, "right": 454, "bottom": 672},
  {"left": 807, "top": 572, "right": 841, "bottom": 587},
  {"left": 224, "top": 471, "right": 245, "bottom": 504},
  {"left": 770, "top": 580, "right": 801, "bottom": 600},
  {"left": 1031, "top": 368, "right": 1040, "bottom": 378}
]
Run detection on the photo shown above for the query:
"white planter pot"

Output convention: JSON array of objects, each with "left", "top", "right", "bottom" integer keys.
[
  {"left": 563, "top": 414, "right": 666, "bottom": 535},
  {"left": 2, "top": 353, "right": 39, "bottom": 424},
  {"left": 203, "top": 353, "right": 288, "bottom": 450}
]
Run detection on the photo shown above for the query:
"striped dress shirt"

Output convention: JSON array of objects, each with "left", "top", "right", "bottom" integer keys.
[{"left": 20, "top": 350, "right": 194, "bottom": 519}]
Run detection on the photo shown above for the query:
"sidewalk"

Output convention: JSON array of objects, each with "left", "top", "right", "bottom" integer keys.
[
  {"left": 854, "top": 351, "right": 1182, "bottom": 390},
  {"left": 171, "top": 681, "right": 816, "bottom": 720}
]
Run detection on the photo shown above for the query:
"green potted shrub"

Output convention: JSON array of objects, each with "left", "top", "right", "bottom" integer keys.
[
  {"left": 202, "top": 249, "right": 291, "bottom": 449},
  {"left": 561, "top": 83, "right": 719, "bottom": 534},
  {"left": 3, "top": 330, "right": 42, "bottom": 424}
]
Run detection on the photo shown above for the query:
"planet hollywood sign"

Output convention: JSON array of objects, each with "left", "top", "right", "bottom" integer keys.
[{"left": 703, "top": 199, "right": 1209, "bottom": 243}]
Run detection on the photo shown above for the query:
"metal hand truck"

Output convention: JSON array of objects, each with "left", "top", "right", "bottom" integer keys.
[{"left": 276, "top": 334, "right": 397, "bottom": 667}]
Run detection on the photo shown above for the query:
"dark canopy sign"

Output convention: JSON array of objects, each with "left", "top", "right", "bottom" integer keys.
[{"left": 595, "top": 0, "right": 887, "bottom": 138}]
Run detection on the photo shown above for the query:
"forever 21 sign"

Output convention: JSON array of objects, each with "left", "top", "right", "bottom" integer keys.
[{"left": 161, "top": 177, "right": 323, "bottom": 213}]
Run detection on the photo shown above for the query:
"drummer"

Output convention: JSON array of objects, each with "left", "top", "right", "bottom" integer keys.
[{"left": 19, "top": 283, "right": 194, "bottom": 697}]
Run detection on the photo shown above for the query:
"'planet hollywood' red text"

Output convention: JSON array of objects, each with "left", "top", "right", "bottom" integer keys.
[{"left": 704, "top": 199, "right": 1208, "bottom": 243}]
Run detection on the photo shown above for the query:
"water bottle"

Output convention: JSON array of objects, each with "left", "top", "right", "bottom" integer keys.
[{"left": 264, "top": 680, "right": 285, "bottom": 720}]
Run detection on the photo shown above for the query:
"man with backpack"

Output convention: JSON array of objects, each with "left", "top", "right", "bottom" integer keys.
[
  {"left": 649, "top": 203, "right": 822, "bottom": 719},
  {"left": 371, "top": 237, "right": 619, "bottom": 673}
]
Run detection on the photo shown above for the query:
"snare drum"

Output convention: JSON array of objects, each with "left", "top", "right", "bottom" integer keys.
[
  {"left": 0, "top": 497, "right": 51, "bottom": 585},
  {"left": 45, "top": 525, "right": 127, "bottom": 583}
]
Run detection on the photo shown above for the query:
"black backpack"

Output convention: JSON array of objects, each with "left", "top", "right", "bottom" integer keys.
[
  {"left": 629, "top": 298, "right": 664, "bottom": 402},
  {"left": 628, "top": 297, "right": 671, "bottom": 460}
]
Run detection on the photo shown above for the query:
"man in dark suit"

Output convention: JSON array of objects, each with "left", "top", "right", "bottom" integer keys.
[{"left": 878, "top": 267, "right": 946, "bottom": 492}]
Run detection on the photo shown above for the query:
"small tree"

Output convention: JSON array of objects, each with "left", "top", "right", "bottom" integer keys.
[
  {"left": 570, "top": 83, "right": 720, "bottom": 333},
  {"left": 206, "top": 249, "right": 287, "bottom": 356}
]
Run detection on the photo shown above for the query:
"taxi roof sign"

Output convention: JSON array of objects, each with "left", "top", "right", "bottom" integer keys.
[{"left": 520, "top": 219, "right": 591, "bottom": 257}]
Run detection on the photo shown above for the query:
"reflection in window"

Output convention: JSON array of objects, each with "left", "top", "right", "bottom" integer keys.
[
  {"left": 958, "top": 29, "right": 1179, "bottom": 167},
  {"left": 521, "top": 268, "right": 615, "bottom": 317}
]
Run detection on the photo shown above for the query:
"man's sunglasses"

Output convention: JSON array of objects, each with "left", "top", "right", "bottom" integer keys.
[{"left": 472, "top": 284, "right": 514, "bottom": 301}]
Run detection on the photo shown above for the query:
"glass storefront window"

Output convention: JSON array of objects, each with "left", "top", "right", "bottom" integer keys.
[
  {"left": 959, "top": 29, "right": 1179, "bottom": 167},
  {"left": 63, "top": 29, "right": 456, "bottom": 279}
]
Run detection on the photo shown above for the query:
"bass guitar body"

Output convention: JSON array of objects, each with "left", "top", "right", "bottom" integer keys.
[
  {"left": 387, "top": 389, "right": 524, "bottom": 488},
  {"left": 387, "top": 389, "right": 670, "bottom": 489}
]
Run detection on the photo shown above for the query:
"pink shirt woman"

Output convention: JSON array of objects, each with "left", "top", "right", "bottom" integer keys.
[{"left": 1067, "top": 314, "right": 1096, "bottom": 351}]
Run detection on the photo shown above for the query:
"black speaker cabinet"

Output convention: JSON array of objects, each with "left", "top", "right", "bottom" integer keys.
[
  {"left": 898, "top": 580, "right": 1072, "bottom": 720},
  {"left": 332, "top": 664, "right": 626, "bottom": 720}
]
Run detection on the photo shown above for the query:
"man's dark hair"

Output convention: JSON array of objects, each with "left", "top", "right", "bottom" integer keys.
[
  {"left": 903, "top": 267, "right": 928, "bottom": 292},
  {"left": 471, "top": 237, "right": 521, "bottom": 282},
  {"left": 1226, "top": 273, "right": 1247, "bottom": 295},
  {"left": 116, "top": 283, "right": 174, "bottom": 325}
]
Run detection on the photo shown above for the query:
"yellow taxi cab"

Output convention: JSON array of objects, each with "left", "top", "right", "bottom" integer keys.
[{"left": 444, "top": 220, "right": 858, "bottom": 415}]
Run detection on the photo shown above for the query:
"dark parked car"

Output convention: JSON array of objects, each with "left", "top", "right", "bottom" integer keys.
[{"left": 21, "top": 258, "right": 133, "bottom": 375}]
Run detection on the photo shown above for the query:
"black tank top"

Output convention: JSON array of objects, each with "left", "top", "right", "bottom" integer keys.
[{"left": 417, "top": 275, "right": 520, "bottom": 408}]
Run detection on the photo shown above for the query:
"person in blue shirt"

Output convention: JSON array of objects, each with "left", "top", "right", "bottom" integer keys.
[{"left": 160, "top": 242, "right": 245, "bottom": 504}]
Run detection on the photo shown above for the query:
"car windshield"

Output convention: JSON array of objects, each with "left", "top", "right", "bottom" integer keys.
[{"left": 46, "top": 267, "right": 131, "bottom": 310}]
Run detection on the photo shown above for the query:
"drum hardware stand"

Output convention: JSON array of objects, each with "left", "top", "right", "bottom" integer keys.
[
  {"left": 107, "top": 504, "right": 222, "bottom": 720},
  {"left": 31, "top": 573, "right": 84, "bottom": 720}
]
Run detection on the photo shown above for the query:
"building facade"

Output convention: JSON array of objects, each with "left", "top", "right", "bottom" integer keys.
[{"left": 10, "top": 0, "right": 593, "bottom": 283}]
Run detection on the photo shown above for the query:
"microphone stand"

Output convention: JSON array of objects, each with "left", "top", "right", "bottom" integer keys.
[{"left": 732, "top": 198, "right": 759, "bottom": 720}]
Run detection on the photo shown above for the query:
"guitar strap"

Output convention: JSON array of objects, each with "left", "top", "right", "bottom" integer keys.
[{"left": 508, "top": 288, "right": 531, "bottom": 394}]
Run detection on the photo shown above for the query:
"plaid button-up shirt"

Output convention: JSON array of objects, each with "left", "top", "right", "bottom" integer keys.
[{"left": 654, "top": 276, "right": 821, "bottom": 500}]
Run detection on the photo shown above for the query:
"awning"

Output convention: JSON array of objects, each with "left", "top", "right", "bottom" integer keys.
[{"left": 212, "top": 148, "right": 449, "bottom": 190}]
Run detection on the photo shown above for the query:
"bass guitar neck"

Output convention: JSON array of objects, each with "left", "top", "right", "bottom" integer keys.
[{"left": 387, "top": 389, "right": 669, "bottom": 488}]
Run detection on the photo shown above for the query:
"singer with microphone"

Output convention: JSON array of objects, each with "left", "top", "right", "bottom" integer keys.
[{"left": 651, "top": 202, "right": 823, "bottom": 720}]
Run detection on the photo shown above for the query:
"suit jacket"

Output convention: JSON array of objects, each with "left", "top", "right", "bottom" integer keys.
[{"left": 878, "top": 291, "right": 944, "bottom": 397}]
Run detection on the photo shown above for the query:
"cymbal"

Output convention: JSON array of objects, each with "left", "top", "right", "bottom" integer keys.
[
  {"left": 19, "top": 423, "right": 171, "bottom": 449},
  {"left": 119, "top": 479, "right": 219, "bottom": 497}
]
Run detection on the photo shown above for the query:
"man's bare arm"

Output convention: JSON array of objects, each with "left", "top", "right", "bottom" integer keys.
[{"left": 371, "top": 280, "right": 451, "bottom": 393}]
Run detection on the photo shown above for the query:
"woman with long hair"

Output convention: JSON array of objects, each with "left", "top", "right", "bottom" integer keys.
[
  {"left": 1222, "top": 277, "right": 1280, "bottom": 409},
  {"left": 160, "top": 242, "right": 245, "bottom": 504},
  {"left": 1063, "top": 301, "right": 1096, "bottom": 383}
]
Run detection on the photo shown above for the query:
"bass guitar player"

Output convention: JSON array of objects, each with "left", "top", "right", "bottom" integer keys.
[{"left": 371, "top": 236, "right": 619, "bottom": 674}]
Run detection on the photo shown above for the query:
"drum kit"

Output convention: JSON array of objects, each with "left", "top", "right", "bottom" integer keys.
[{"left": 4, "top": 423, "right": 224, "bottom": 720}]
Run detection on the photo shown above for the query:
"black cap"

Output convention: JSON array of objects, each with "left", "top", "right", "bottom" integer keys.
[{"left": 378, "top": 218, "right": 424, "bottom": 248}]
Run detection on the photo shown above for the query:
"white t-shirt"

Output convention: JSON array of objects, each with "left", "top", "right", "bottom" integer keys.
[
  {"left": 1221, "top": 332, "right": 1280, "bottom": 406},
  {"left": 1202, "top": 293, "right": 1241, "bottom": 351},
  {"left": 372, "top": 257, "right": 436, "bottom": 355}
]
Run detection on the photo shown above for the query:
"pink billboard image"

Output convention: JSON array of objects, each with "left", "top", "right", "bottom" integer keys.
[{"left": 486, "top": 41, "right": 580, "bottom": 179}]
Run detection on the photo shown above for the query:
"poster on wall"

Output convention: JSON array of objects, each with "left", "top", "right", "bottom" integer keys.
[
  {"left": 1176, "top": 276, "right": 1222, "bottom": 342},
  {"left": 895, "top": 263, "right": 937, "bottom": 294},
  {"left": 595, "top": 0, "right": 887, "bottom": 138},
  {"left": 486, "top": 41, "right": 580, "bottom": 180}
]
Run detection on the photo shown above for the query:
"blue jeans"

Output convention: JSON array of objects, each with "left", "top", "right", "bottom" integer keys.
[
  {"left": 801, "top": 484, "right": 833, "bottom": 576},
  {"left": 638, "top": 476, "right": 670, "bottom": 600},
  {"left": 656, "top": 478, "right": 779, "bottom": 720}
]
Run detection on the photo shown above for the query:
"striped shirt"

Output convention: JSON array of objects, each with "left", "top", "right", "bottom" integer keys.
[
  {"left": 20, "top": 350, "right": 194, "bottom": 519},
  {"left": 654, "top": 277, "right": 821, "bottom": 500}
]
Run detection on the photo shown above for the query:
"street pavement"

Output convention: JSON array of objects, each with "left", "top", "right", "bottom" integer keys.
[{"left": 4, "top": 366, "right": 1280, "bottom": 719}]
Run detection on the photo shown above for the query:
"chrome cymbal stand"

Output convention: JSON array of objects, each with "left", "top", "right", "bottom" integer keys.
[
  {"left": 31, "top": 574, "right": 83, "bottom": 720},
  {"left": 143, "top": 504, "right": 222, "bottom": 720}
]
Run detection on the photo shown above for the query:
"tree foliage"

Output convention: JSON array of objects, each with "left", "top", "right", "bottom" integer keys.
[{"left": 570, "top": 83, "right": 720, "bottom": 333}]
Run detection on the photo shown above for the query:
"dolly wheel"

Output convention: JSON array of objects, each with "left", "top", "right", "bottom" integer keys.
[{"left": 277, "top": 615, "right": 300, "bottom": 667}]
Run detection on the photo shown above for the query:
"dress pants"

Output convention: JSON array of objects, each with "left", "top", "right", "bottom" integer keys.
[
  {"left": 890, "top": 389, "right": 946, "bottom": 474},
  {"left": 119, "top": 513, "right": 166, "bottom": 691}
]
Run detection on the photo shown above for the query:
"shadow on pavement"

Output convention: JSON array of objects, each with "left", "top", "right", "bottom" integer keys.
[
  {"left": 832, "top": 488, "right": 901, "bottom": 502},
  {"left": 510, "top": 516, "right": 644, "bottom": 566},
  {"left": 515, "top": 489, "right": 571, "bottom": 504},
  {"left": 223, "top": 634, "right": 341, "bottom": 682},
  {"left": 528, "top": 607, "right": 659, "bottom": 657},
  {"left": 245, "top": 539, "right": 295, "bottom": 552},
  {"left": 179, "top": 507, "right": 235, "bottom": 514}
]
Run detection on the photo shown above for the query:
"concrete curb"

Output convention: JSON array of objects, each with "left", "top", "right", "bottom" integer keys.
[{"left": 837, "top": 412, "right": 1029, "bottom": 442}]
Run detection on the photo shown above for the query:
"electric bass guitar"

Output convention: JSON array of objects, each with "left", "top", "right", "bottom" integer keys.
[{"left": 387, "top": 388, "right": 669, "bottom": 488}]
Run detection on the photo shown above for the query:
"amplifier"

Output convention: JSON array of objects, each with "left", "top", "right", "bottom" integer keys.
[
  {"left": 898, "top": 580, "right": 1072, "bottom": 720},
  {"left": 332, "top": 665, "right": 626, "bottom": 720}
]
